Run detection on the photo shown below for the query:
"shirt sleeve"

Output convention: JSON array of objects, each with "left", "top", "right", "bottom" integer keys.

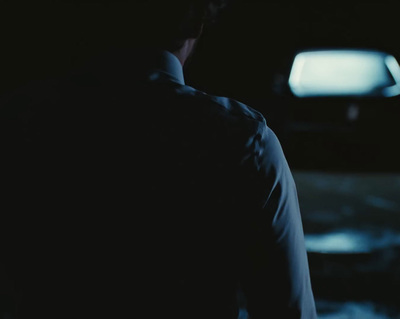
[{"left": 239, "top": 122, "right": 318, "bottom": 319}]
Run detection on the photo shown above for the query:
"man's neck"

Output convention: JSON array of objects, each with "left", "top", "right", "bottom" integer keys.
[{"left": 172, "top": 38, "right": 198, "bottom": 66}]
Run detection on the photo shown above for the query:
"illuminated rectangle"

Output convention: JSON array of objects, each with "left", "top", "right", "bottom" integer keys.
[{"left": 288, "top": 49, "right": 400, "bottom": 98}]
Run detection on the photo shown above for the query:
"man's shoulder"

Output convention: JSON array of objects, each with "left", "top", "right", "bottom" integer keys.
[{"left": 175, "top": 84, "right": 267, "bottom": 125}]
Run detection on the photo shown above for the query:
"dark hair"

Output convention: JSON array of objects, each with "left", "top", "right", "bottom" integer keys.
[{"left": 132, "top": 0, "right": 229, "bottom": 51}]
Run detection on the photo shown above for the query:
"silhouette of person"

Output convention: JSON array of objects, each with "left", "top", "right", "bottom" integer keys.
[{"left": 0, "top": 1, "right": 317, "bottom": 318}]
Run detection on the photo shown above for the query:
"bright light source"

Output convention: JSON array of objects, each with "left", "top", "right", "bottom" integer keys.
[{"left": 288, "top": 49, "right": 400, "bottom": 98}]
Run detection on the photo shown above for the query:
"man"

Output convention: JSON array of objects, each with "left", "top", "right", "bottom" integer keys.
[{"left": 1, "top": 0, "right": 317, "bottom": 318}]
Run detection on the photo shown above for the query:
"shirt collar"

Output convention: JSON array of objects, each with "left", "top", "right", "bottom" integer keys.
[{"left": 145, "top": 50, "right": 185, "bottom": 85}]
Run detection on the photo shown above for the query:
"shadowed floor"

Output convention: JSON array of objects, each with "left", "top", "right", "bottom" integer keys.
[{"left": 293, "top": 171, "right": 400, "bottom": 318}]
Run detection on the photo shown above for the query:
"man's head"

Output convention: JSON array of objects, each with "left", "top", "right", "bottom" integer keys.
[{"left": 133, "top": 0, "right": 229, "bottom": 64}]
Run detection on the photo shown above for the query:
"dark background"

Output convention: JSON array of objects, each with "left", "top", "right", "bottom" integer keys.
[
  {"left": 2, "top": 1, "right": 400, "bottom": 168},
  {"left": 2, "top": 1, "right": 400, "bottom": 318}
]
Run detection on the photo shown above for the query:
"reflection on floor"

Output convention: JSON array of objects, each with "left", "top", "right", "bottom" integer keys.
[
  {"left": 237, "top": 301, "right": 398, "bottom": 319},
  {"left": 305, "top": 229, "right": 400, "bottom": 253},
  {"left": 292, "top": 171, "right": 400, "bottom": 319},
  {"left": 316, "top": 300, "right": 398, "bottom": 319}
]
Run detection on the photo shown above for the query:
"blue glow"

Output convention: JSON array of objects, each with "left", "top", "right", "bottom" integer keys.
[
  {"left": 305, "top": 229, "right": 400, "bottom": 253},
  {"left": 288, "top": 49, "right": 400, "bottom": 97},
  {"left": 306, "top": 231, "right": 369, "bottom": 253},
  {"left": 317, "top": 300, "right": 392, "bottom": 319}
]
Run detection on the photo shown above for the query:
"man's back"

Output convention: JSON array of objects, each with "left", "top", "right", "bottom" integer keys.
[{"left": 1, "top": 49, "right": 316, "bottom": 319}]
